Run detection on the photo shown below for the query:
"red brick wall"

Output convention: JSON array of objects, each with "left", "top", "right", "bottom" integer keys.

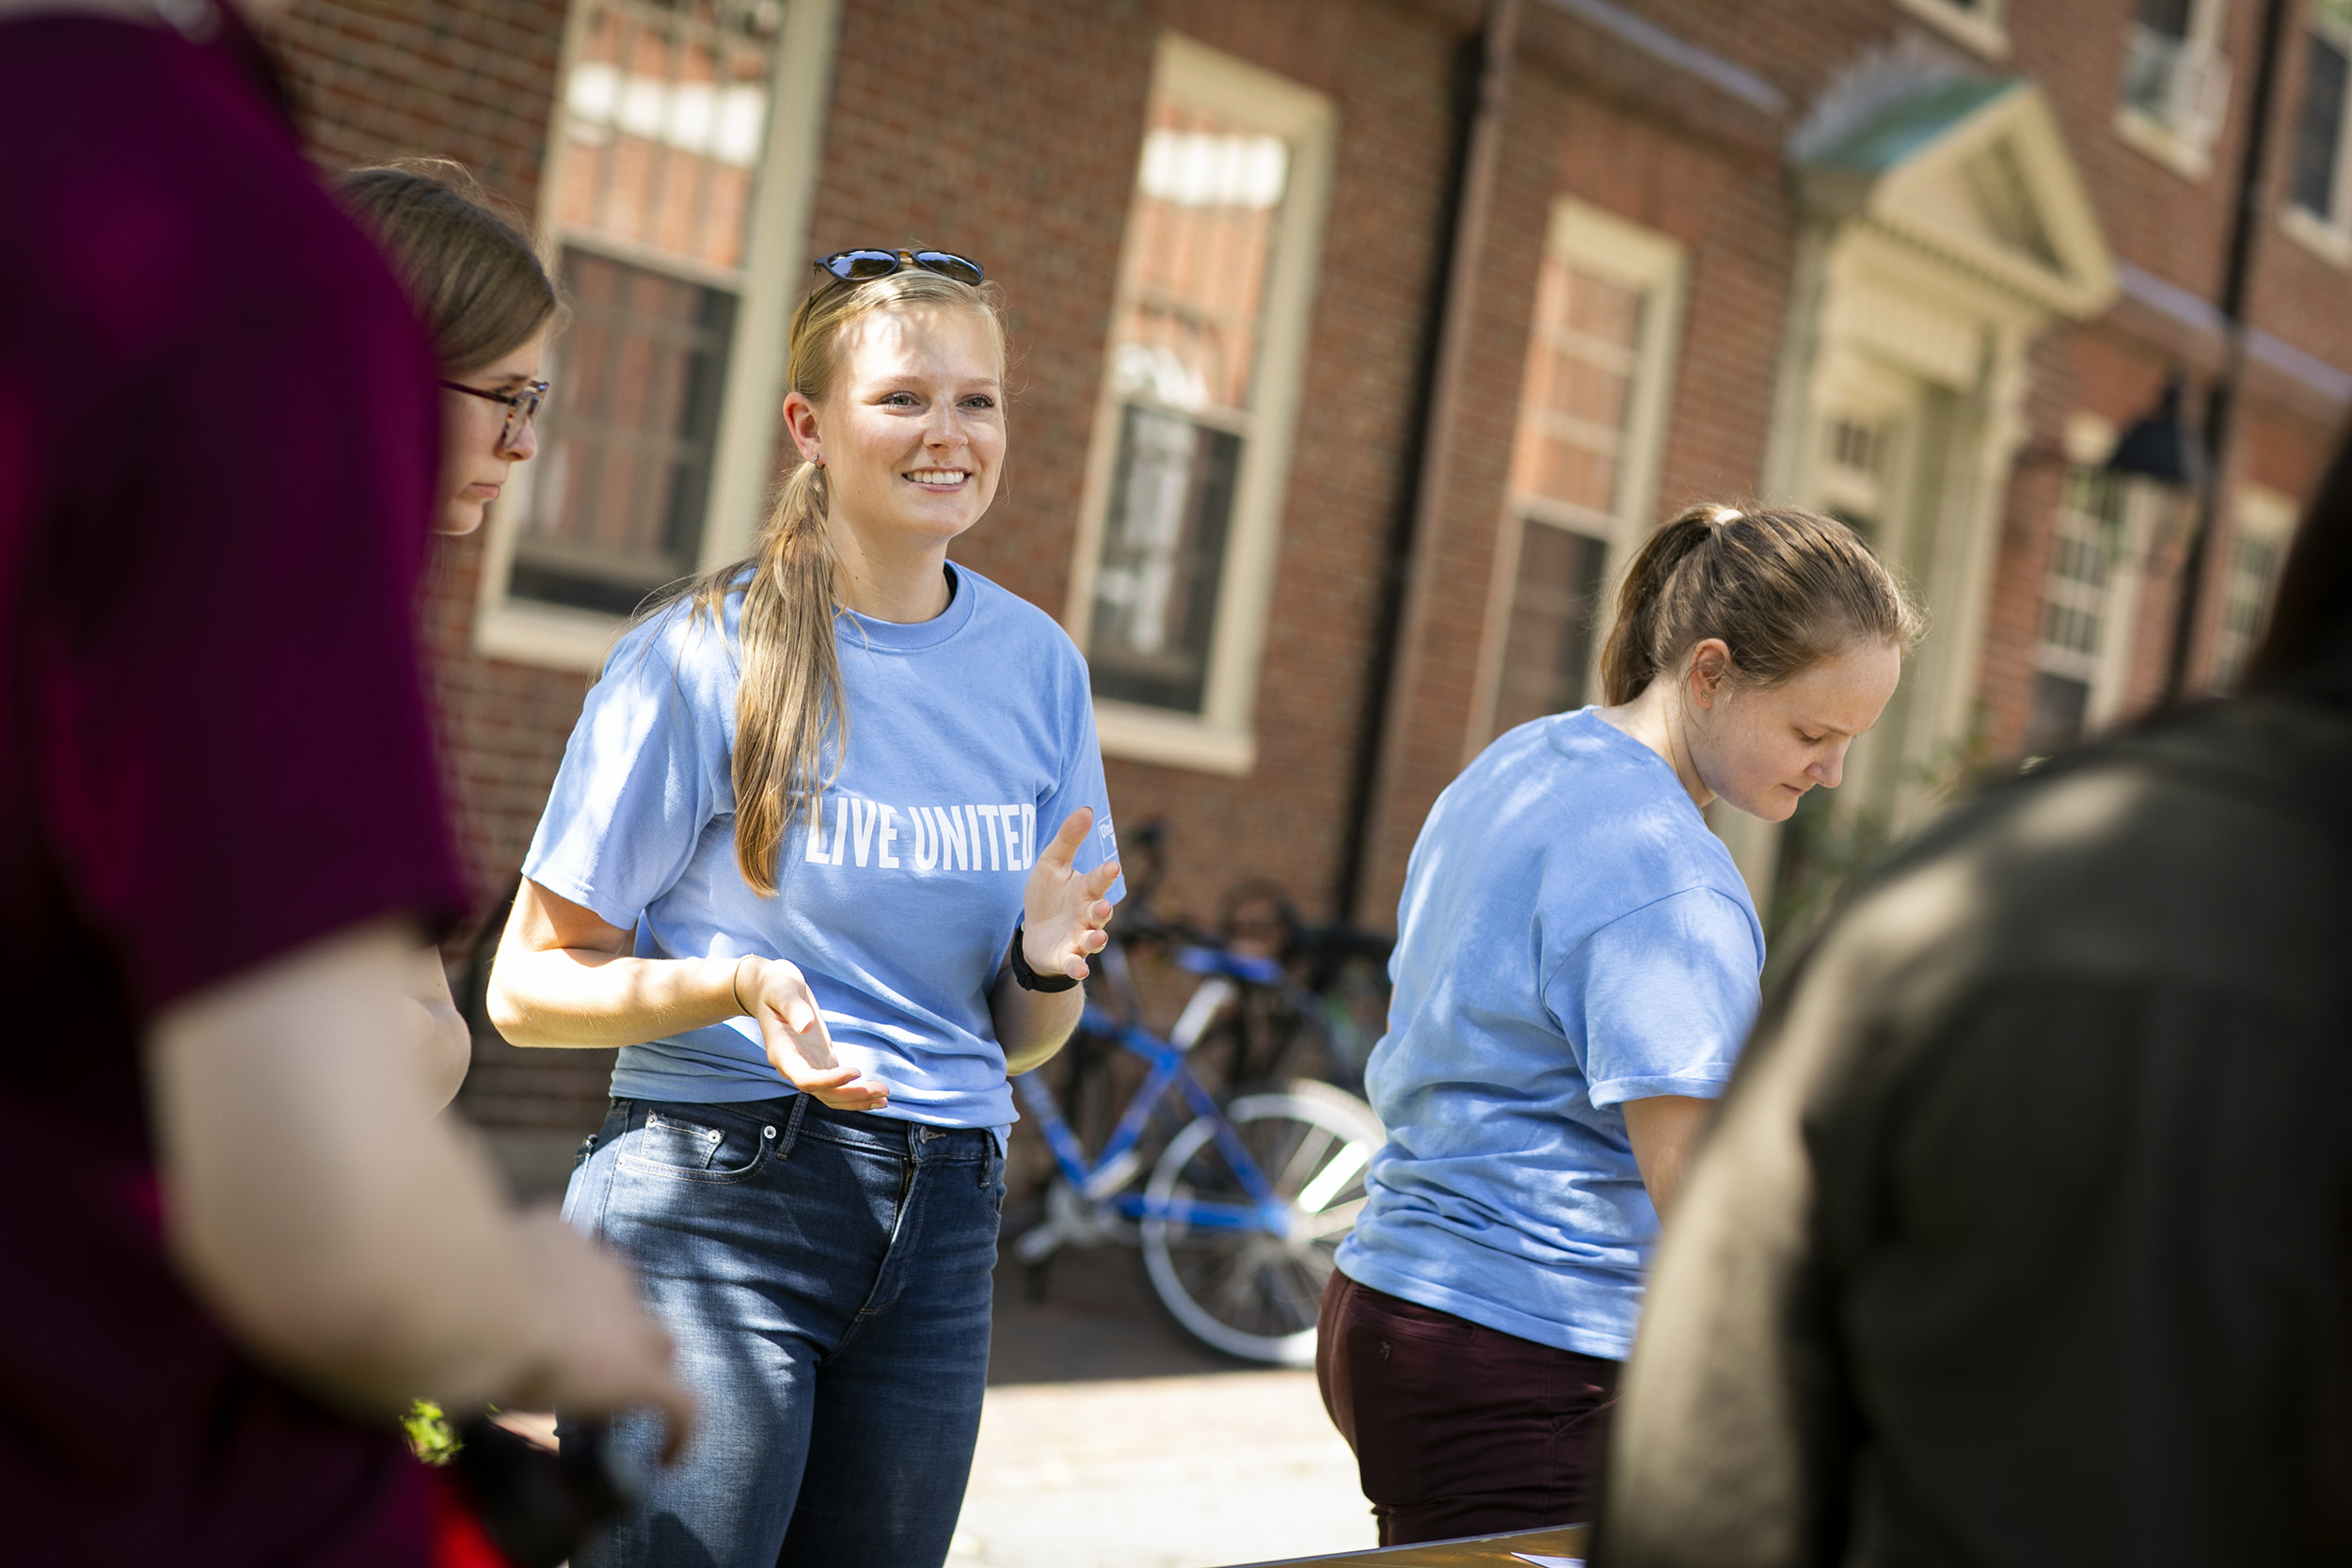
[{"left": 261, "top": 0, "right": 2352, "bottom": 1147}]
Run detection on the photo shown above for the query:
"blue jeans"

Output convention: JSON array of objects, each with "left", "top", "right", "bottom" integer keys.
[{"left": 559, "top": 1094, "right": 1003, "bottom": 1568}]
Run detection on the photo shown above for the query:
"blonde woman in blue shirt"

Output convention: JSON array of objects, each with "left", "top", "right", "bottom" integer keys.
[
  {"left": 488, "top": 251, "right": 1121, "bottom": 1568},
  {"left": 1320, "top": 504, "right": 1918, "bottom": 1546}
]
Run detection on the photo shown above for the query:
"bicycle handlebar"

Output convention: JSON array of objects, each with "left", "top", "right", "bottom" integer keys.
[{"left": 1174, "top": 945, "right": 1285, "bottom": 987}]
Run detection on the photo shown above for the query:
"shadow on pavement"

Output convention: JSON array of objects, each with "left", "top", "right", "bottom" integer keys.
[{"left": 988, "top": 1199, "right": 1269, "bottom": 1386}]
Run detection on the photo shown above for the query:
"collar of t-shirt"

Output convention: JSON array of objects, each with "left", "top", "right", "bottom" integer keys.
[{"left": 834, "top": 562, "right": 974, "bottom": 654}]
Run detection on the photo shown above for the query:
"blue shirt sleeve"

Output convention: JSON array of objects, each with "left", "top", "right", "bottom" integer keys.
[
  {"left": 1038, "top": 654, "right": 1127, "bottom": 904},
  {"left": 521, "top": 610, "right": 729, "bottom": 931},
  {"left": 1544, "top": 887, "right": 1762, "bottom": 1108}
]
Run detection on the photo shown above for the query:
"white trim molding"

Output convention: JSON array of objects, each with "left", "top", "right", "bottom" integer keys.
[
  {"left": 1797, "top": 77, "right": 2118, "bottom": 321},
  {"left": 1065, "top": 34, "right": 1339, "bottom": 777},
  {"left": 1894, "top": 0, "right": 2010, "bottom": 62},
  {"left": 2284, "top": 196, "right": 2352, "bottom": 268}
]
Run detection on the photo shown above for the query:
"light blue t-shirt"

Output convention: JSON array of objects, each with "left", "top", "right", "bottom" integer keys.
[
  {"left": 1335, "top": 707, "right": 1763, "bottom": 1360},
  {"left": 521, "top": 563, "right": 1122, "bottom": 1132}
]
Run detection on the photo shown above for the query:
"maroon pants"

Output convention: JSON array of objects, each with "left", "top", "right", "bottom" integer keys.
[{"left": 1315, "top": 1271, "right": 1620, "bottom": 1547}]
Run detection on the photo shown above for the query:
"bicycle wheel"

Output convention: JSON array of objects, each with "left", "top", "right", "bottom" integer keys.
[{"left": 1140, "top": 1079, "right": 1385, "bottom": 1365}]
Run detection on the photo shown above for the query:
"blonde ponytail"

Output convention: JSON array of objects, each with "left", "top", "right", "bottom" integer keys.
[
  {"left": 714, "top": 459, "right": 846, "bottom": 895},
  {"left": 685, "top": 261, "right": 1005, "bottom": 895}
]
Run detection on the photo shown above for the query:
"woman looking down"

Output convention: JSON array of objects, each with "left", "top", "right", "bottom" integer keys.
[
  {"left": 1317, "top": 504, "right": 1918, "bottom": 1546},
  {"left": 487, "top": 250, "right": 1121, "bottom": 1568},
  {"left": 335, "top": 159, "right": 559, "bottom": 1109},
  {"left": 335, "top": 159, "right": 553, "bottom": 542}
]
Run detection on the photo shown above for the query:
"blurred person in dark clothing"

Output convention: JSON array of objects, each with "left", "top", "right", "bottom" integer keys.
[
  {"left": 0, "top": 2, "right": 687, "bottom": 1561},
  {"left": 1596, "top": 435, "right": 2352, "bottom": 1568}
]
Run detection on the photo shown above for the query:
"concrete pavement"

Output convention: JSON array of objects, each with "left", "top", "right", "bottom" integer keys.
[
  {"left": 949, "top": 1369, "right": 1374, "bottom": 1568},
  {"left": 957, "top": 1235, "right": 1377, "bottom": 1568}
]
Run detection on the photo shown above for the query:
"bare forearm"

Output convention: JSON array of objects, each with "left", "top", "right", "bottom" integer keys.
[
  {"left": 991, "top": 974, "right": 1084, "bottom": 1076},
  {"left": 408, "top": 994, "right": 473, "bottom": 1109},
  {"left": 406, "top": 948, "right": 471, "bottom": 1109},
  {"left": 489, "top": 946, "right": 743, "bottom": 1048},
  {"left": 151, "top": 923, "right": 552, "bottom": 1412},
  {"left": 1624, "top": 1093, "right": 1713, "bottom": 1224}
]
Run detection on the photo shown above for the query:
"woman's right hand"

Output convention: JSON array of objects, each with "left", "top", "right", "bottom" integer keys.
[{"left": 733, "top": 955, "right": 889, "bottom": 1111}]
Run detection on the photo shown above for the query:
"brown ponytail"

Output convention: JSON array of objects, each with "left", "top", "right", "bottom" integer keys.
[
  {"left": 688, "top": 264, "right": 1006, "bottom": 896},
  {"left": 1598, "top": 503, "right": 1923, "bottom": 705}
]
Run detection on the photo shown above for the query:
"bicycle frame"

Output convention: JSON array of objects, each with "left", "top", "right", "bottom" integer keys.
[{"left": 1014, "top": 1002, "right": 1290, "bottom": 1236}]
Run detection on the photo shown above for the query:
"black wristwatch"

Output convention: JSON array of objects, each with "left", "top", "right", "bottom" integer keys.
[{"left": 1008, "top": 923, "right": 1081, "bottom": 992}]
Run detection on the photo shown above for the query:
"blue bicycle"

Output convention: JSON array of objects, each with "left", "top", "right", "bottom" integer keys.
[{"left": 1009, "top": 929, "right": 1386, "bottom": 1366}]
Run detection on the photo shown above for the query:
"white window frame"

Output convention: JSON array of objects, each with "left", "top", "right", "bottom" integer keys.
[
  {"left": 471, "top": 0, "right": 840, "bottom": 673},
  {"left": 2208, "top": 483, "right": 2298, "bottom": 688},
  {"left": 1061, "top": 34, "right": 1338, "bottom": 777},
  {"left": 2114, "top": 0, "right": 2233, "bottom": 181},
  {"left": 2285, "top": 4, "right": 2352, "bottom": 266},
  {"left": 2024, "top": 413, "right": 2167, "bottom": 749},
  {"left": 1465, "top": 199, "right": 1687, "bottom": 755},
  {"left": 1894, "top": 0, "right": 2010, "bottom": 61}
]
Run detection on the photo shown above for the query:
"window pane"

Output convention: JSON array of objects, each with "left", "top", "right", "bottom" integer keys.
[
  {"left": 2137, "top": 0, "right": 2193, "bottom": 40},
  {"left": 2210, "top": 529, "right": 2286, "bottom": 688},
  {"left": 511, "top": 249, "right": 737, "bottom": 616},
  {"left": 1507, "top": 257, "right": 1644, "bottom": 519},
  {"left": 2024, "top": 671, "right": 2092, "bottom": 756},
  {"left": 1110, "top": 107, "right": 1288, "bottom": 418},
  {"left": 1088, "top": 406, "right": 1243, "bottom": 713},
  {"left": 558, "top": 0, "right": 779, "bottom": 274},
  {"left": 1089, "top": 87, "right": 1293, "bottom": 715},
  {"left": 2029, "top": 468, "right": 2122, "bottom": 737},
  {"left": 1492, "top": 522, "right": 1611, "bottom": 734},
  {"left": 2293, "top": 33, "right": 2349, "bottom": 218}
]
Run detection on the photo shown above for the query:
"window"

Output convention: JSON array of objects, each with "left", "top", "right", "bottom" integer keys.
[
  {"left": 2022, "top": 463, "right": 2167, "bottom": 757},
  {"left": 2115, "top": 0, "right": 2232, "bottom": 179},
  {"left": 2024, "top": 471, "right": 2119, "bottom": 756},
  {"left": 1491, "top": 526, "right": 1613, "bottom": 736},
  {"left": 2287, "top": 0, "right": 2352, "bottom": 261},
  {"left": 477, "top": 0, "right": 831, "bottom": 668},
  {"left": 1817, "top": 412, "right": 1896, "bottom": 538},
  {"left": 1473, "top": 202, "right": 1687, "bottom": 744},
  {"left": 2209, "top": 485, "right": 2296, "bottom": 688},
  {"left": 510, "top": 255, "right": 737, "bottom": 616},
  {"left": 1066, "top": 36, "right": 1336, "bottom": 774}
]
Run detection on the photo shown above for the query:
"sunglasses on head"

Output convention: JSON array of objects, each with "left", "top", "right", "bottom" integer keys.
[{"left": 813, "top": 248, "right": 986, "bottom": 288}]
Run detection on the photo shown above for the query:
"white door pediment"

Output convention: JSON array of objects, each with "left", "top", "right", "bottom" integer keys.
[{"left": 1799, "top": 76, "right": 2118, "bottom": 321}]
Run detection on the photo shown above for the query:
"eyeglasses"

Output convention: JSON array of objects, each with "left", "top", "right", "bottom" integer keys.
[
  {"left": 813, "top": 248, "right": 986, "bottom": 288},
  {"left": 440, "top": 377, "right": 549, "bottom": 450}
]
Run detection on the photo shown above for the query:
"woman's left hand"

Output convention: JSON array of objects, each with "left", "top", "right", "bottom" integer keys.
[{"left": 1020, "top": 808, "right": 1120, "bottom": 980}]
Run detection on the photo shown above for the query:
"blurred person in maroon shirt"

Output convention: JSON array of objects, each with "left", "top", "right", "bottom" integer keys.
[{"left": 0, "top": 2, "right": 689, "bottom": 1562}]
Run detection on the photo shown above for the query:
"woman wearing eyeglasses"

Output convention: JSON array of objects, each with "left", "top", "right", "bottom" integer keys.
[
  {"left": 333, "top": 160, "right": 560, "bottom": 1115},
  {"left": 336, "top": 159, "right": 554, "bottom": 539},
  {"left": 488, "top": 248, "right": 1123, "bottom": 1568}
]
